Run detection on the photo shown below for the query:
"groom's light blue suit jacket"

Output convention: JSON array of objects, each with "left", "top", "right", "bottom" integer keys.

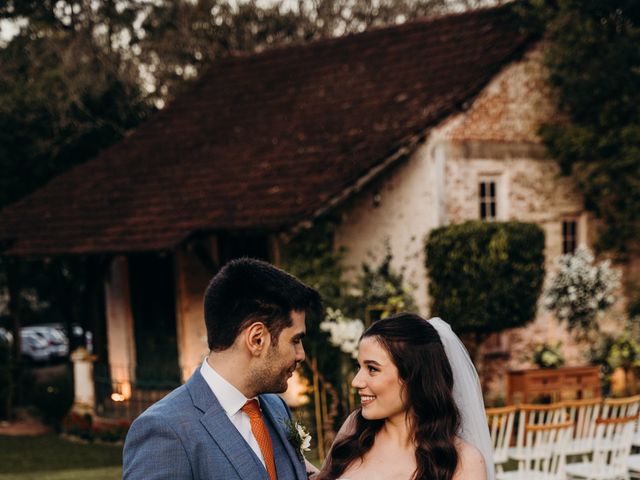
[{"left": 123, "top": 370, "right": 308, "bottom": 480}]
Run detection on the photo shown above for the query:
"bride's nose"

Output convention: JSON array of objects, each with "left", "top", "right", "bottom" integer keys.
[{"left": 351, "top": 368, "right": 365, "bottom": 389}]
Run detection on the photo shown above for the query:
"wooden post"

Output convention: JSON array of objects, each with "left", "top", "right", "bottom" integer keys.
[{"left": 311, "top": 356, "right": 325, "bottom": 460}]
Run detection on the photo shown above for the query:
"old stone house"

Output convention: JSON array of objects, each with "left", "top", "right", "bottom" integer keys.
[{"left": 0, "top": 5, "right": 629, "bottom": 406}]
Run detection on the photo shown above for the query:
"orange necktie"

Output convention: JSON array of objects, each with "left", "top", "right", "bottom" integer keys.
[{"left": 242, "top": 399, "right": 278, "bottom": 480}]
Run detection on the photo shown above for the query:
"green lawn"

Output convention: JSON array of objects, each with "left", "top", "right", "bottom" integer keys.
[
  {"left": 0, "top": 467, "right": 121, "bottom": 480},
  {"left": 0, "top": 434, "right": 122, "bottom": 480}
]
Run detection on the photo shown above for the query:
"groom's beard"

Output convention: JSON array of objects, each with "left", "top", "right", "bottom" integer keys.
[{"left": 249, "top": 349, "right": 296, "bottom": 394}]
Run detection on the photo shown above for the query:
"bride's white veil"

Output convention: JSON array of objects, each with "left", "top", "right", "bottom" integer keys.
[{"left": 428, "top": 317, "right": 495, "bottom": 480}]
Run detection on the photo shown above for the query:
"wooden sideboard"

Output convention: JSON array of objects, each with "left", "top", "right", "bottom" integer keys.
[{"left": 507, "top": 365, "right": 601, "bottom": 404}]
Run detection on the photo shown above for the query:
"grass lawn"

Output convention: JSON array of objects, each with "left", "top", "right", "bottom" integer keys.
[{"left": 0, "top": 434, "right": 122, "bottom": 480}]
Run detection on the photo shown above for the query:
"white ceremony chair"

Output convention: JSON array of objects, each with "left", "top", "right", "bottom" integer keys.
[
  {"left": 627, "top": 453, "right": 640, "bottom": 480},
  {"left": 508, "top": 403, "right": 566, "bottom": 470},
  {"left": 632, "top": 410, "right": 640, "bottom": 449},
  {"left": 487, "top": 405, "right": 517, "bottom": 473},
  {"left": 496, "top": 419, "right": 573, "bottom": 480},
  {"left": 564, "top": 398, "right": 602, "bottom": 461},
  {"left": 565, "top": 395, "right": 640, "bottom": 480}
]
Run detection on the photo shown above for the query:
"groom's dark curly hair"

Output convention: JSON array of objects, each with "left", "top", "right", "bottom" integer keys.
[
  {"left": 204, "top": 257, "right": 322, "bottom": 351},
  {"left": 318, "top": 313, "right": 461, "bottom": 480}
]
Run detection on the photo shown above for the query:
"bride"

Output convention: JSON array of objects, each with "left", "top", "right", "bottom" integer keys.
[{"left": 314, "top": 313, "right": 493, "bottom": 480}]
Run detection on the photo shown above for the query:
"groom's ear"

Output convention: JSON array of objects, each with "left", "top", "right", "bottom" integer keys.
[{"left": 245, "top": 321, "right": 270, "bottom": 356}]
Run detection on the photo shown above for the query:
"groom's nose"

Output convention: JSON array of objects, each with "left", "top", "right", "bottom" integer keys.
[{"left": 295, "top": 342, "right": 305, "bottom": 362}]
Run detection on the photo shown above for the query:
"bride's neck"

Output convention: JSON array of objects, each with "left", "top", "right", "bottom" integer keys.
[{"left": 381, "top": 413, "right": 413, "bottom": 449}]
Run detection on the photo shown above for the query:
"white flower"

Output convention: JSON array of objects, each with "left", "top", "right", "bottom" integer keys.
[
  {"left": 320, "top": 308, "right": 364, "bottom": 358},
  {"left": 286, "top": 420, "right": 312, "bottom": 459},
  {"left": 296, "top": 423, "right": 311, "bottom": 452}
]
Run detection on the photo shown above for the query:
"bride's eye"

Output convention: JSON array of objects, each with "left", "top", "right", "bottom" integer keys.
[{"left": 367, "top": 366, "right": 379, "bottom": 373}]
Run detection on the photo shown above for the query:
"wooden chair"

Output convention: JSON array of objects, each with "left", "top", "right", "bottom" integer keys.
[
  {"left": 564, "top": 397, "right": 602, "bottom": 461},
  {"left": 497, "top": 420, "right": 574, "bottom": 480},
  {"left": 565, "top": 395, "right": 640, "bottom": 480},
  {"left": 508, "top": 403, "right": 566, "bottom": 470},
  {"left": 487, "top": 406, "right": 517, "bottom": 473}
]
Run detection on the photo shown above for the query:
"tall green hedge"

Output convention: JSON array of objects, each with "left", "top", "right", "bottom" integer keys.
[{"left": 425, "top": 221, "right": 545, "bottom": 335}]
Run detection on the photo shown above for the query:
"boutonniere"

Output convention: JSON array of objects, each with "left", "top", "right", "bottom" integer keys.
[{"left": 284, "top": 419, "right": 311, "bottom": 461}]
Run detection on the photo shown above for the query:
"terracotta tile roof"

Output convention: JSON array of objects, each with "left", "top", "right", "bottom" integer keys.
[{"left": 0, "top": 5, "right": 530, "bottom": 255}]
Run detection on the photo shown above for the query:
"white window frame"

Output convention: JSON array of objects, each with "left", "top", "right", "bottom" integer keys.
[{"left": 478, "top": 175, "right": 500, "bottom": 221}]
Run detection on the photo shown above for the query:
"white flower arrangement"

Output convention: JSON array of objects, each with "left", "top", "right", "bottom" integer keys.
[
  {"left": 532, "top": 341, "right": 565, "bottom": 369},
  {"left": 544, "top": 247, "right": 620, "bottom": 332},
  {"left": 319, "top": 307, "right": 364, "bottom": 358}
]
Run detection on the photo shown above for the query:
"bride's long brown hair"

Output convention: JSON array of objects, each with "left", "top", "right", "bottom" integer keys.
[{"left": 317, "top": 313, "right": 461, "bottom": 480}]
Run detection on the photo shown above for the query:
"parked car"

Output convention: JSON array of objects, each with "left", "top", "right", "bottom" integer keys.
[
  {"left": 22, "top": 325, "right": 69, "bottom": 360},
  {"left": 19, "top": 329, "right": 51, "bottom": 363}
]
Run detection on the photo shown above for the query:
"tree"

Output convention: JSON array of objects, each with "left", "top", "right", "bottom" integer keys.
[
  {"left": 520, "top": 0, "right": 640, "bottom": 255},
  {"left": 133, "top": 0, "right": 460, "bottom": 105},
  {"left": 0, "top": 2, "right": 152, "bottom": 208},
  {"left": 425, "top": 221, "right": 545, "bottom": 346}
]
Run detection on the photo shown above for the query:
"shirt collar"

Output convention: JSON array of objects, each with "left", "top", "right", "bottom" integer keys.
[{"left": 200, "top": 358, "right": 255, "bottom": 416}]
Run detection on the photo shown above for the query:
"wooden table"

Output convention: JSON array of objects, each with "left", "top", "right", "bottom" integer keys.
[{"left": 507, "top": 365, "right": 601, "bottom": 404}]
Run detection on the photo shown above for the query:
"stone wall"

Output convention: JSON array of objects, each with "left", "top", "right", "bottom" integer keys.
[{"left": 334, "top": 43, "right": 629, "bottom": 402}]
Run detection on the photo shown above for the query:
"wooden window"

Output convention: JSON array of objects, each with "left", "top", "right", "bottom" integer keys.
[
  {"left": 484, "top": 332, "right": 509, "bottom": 359},
  {"left": 479, "top": 179, "right": 497, "bottom": 221},
  {"left": 562, "top": 219, "right": 578, "bottom": 254}
]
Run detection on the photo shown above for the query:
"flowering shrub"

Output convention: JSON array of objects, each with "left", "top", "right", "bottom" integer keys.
[
  {"left": 532, "top": 341, "right": 565, "bottom": 368},
  {"left": 63, "top": 411, "right": 130, "bottom": 442},
  {"left": 319, "top": 308, "right": 364, "bottom": 359},
  {"left": 544, "top": 247, "right": 620, "bottom": 333}
]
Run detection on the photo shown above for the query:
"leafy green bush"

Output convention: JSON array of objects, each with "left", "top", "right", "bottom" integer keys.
[
  {"left": 342, "top": 243, "right": 416, "bottom": 323},
  {"left": 425, "top": 221, "right": 545, "bottom": 335},
  {"left": 32, "top": 367, "right": 74, "bottom": 430},
  {"left": 591, "top": 333, "right": 640, "bottom": 395}
]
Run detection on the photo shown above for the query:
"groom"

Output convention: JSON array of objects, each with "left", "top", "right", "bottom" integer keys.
[{"left": 123, "top": 258, "right": 322, "bottom": 479}]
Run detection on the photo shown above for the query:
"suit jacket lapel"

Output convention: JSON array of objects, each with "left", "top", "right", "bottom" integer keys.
[
  {"left": 187, "top": 371, "right": 268, "bottom": 480},
  {"left": 260, "top": 395, "right": 308, "bottom": 480}
]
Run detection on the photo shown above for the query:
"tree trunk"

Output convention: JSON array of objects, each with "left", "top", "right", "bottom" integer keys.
[{"left": 6, "top": 260, "right": 21, "bottom": 420}]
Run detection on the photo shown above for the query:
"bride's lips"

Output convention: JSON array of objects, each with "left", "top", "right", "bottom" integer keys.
[{"left": 360, "top": 394, "right": 376, "bottom": 406}]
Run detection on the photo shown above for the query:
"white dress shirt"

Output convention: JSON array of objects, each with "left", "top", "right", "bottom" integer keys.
[{"left": 200, "top": 359, "right": 266, "bottom": 466}]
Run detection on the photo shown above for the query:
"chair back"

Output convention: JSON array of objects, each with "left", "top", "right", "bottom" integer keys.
[
  {"left": 591, "top": 396, "right": 640, "bottom": 478},
  {"left": 519, "top": 420, "right": 573, "bottom": 479},
  {"left": 515, "top": 403, "right": 566, "bottom": 452},
  {"left": 592, "top": 395, "right": 640, "bottom": 477},
  {"left": 486, "top": 406, "right": 516, "bottom": 469},
  {"left": 563, "top": 397, "right": 602, "bottom": 456}
]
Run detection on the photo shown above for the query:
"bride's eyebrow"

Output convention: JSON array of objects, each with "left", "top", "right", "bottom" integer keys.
[{"left": 363, "top": 360, "right": 382, "bottom": 367}]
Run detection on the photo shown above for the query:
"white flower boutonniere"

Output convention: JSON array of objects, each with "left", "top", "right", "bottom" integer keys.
[{"left": 285, "top": 419, "right": 311, "bottom": 461}]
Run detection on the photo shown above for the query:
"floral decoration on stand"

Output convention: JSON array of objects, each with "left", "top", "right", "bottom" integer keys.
[
  {"left": 544, "top": 247, "right": 620, "bottom": 335},
  {"left": 532, "top": 341, "right": 565, "bottom": 369}
]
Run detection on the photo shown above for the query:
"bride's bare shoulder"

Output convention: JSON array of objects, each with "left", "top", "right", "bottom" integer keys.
[{"left": 453, "top": 438, "right": 487, "bottom": 480}]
